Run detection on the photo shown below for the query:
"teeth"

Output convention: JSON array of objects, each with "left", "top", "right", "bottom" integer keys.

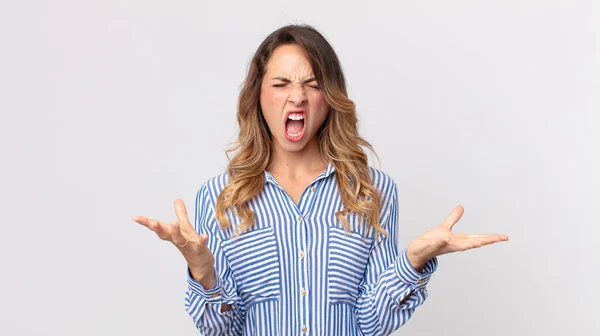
[
  {"left": 287, "top": 131, "right": 302, "bottom": 137},
  {"left": 288, "top": 113, "right": 304, "bottom": 120}
]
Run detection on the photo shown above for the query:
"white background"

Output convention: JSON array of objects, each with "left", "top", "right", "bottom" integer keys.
[{"left": 1, "top": 0, "right": 598, "bottom": 335}]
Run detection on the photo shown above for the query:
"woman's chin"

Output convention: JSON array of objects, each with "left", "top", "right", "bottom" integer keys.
[{"left": 280, "top": 141, "right": 307, "bottom": 152}]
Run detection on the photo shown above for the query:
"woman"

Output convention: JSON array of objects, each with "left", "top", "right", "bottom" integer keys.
[{"left": 133, "top": 24, "right": 508, "bottom": 335}]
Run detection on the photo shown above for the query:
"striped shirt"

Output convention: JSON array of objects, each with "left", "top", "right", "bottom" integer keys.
[{"left": 184, "top": 163, "right": 438, "bottom": 335}]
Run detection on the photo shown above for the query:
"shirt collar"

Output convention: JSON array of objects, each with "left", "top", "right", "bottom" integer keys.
[{"left": 264, "top": 162, "right": 335, "bottom": 186}]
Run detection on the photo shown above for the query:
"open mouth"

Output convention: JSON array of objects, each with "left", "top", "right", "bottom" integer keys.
[{"left": 285, "top": 111, "right": 306, "bottom": 141}]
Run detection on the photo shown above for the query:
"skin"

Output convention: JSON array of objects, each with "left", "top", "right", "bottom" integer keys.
[
  {"left": 260, "top": 44, "right": 329, "bottom": 166},
  {"left": 132, "top": 43, "right": 509, "bottom": 309},
  {"left": 260, "top": 44, "right": 331, "bottom": 204}
]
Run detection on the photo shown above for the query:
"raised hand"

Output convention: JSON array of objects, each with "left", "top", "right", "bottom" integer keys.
[
  {"left": 406, "top": 205, "right": 509, "bottom": 271},
  {"left": 132, "top": 199, "right": 216, "bottom": 287}
]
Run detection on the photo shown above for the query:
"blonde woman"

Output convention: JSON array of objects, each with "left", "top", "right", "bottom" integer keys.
[{"left": 133, "top": 24, "right": 508, "bottom": 335}]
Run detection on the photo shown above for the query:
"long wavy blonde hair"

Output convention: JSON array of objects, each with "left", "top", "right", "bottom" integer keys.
[{"left": 215, "top": 24, "right": 386, "bottom": 238}]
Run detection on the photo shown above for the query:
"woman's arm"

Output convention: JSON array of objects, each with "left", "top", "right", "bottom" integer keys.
[
  {"left": 355, "top": 180, "right": 508, "bottom": 335},
  {"left": 354, "top": 183, "right": 438, "bottom": 335},
  {"left": 184, "top": 184, "right": 244, "bottom": 335}
]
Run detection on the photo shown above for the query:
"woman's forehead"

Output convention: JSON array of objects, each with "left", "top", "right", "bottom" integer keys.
[
  {"left": 265, "top": 45, "right": 314, "bottom": 78},
  {"left": 264, "top": 66, "right": 315, "bottom": 81}
]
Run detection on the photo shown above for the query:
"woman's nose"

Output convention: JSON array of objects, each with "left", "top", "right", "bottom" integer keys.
[{"left": 288, "top": 85, "right": 307, "bottom": 105}]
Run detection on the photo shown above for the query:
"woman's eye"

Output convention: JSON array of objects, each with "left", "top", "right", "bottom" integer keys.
[{"left": 272, "top": 83, "right": 319, "bottom": 89}]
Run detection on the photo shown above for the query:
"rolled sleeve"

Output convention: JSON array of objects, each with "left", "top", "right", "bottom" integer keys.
[
  {"left": 187, "top": 267, "right": 224, "bottom": 304},
  {"left": 381, "top": 249, "right": 438, "bottom": 309},
  {"left": 355, "top": 179, "right": 440, "bottom": 335},
  {"left": 395, "top": 248, "right": 438, "bottom": 291}
]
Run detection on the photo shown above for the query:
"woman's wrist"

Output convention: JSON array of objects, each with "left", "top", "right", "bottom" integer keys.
[
  {"left": 406, "top": 248, "right": 427, "bottom": 273},
  {"left": 190, "top": 267, "right": 217, "bottom": 289}
]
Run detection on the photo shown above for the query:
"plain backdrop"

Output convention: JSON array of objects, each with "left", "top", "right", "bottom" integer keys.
[{"left": 1, "top": 0, "right": 598, "bottom": 335}]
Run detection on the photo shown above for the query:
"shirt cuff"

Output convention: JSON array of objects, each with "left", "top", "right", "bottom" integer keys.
[
  {"left": 187, "top": 267, "right": 223, "bottom": 304},
  {"left": 395, "top": 248, "right": 438, "bottom": 291}
]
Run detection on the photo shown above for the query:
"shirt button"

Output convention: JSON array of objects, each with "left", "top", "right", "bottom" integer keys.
[
  {"left": 301, "top": 289, "right": 307, "bottom": 296},
  {"left": 299, "top": 251, "right": 305, "bottom": 258},
  {"left": 310, "top": 186, "right": 316, "bottom": 192},
  {"left": 301, "top": 325, "right": 308, "bottom": 333},
  {"left": 298, "top": 216, "right": 303, "bottom": 221},
  {"left": 418, "top": 279, "right": 425, "bottom": 285},
  {"left": 211, "top": 293, "right": 219, "bottom": 298}
]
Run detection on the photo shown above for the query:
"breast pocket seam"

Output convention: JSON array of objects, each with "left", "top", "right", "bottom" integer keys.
[
  {"left": 220, "top": 226, "right": 281, "bottom": 308},
  {"left": 327, "top": 225, "right": 374, "bottom": 306}
]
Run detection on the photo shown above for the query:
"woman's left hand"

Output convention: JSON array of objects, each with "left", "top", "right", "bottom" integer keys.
[{"left": 406, "top": 205, "right": 509, "bottom": 271}]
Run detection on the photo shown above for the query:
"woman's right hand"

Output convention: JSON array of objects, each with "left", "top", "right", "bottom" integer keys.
[{"left": 132, "top": 199, "right": 216, "bottom": 288}]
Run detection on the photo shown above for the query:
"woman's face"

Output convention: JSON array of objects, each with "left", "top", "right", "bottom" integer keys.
[{"left": 260, "top": 44, "right": 329, "bottom": 154}]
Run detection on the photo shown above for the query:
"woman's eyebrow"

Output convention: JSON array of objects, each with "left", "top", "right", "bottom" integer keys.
[{"left": 271, "top": 76, "right": 317, "bottom": 84}]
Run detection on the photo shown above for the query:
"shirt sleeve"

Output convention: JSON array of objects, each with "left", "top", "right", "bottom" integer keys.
[
  {"left": 184, "top": 183, "right": 245, "bottom": 335},
  {"left": 355, "top": 182, "right": 438, "bottom": 335}
]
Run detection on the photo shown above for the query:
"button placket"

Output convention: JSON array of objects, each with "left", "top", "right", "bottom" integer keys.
[
  {"left": 296, "top": 207, "right": 310, "bottom": 336},
  {"left": 297, "top": 180, "right": 319, "bottom": 223},
  {"left": 297, "top": 204, "right": 311, "bottom": 336},
  {"left": 294, "top": 180, "right": 321, "bottom": 335}
]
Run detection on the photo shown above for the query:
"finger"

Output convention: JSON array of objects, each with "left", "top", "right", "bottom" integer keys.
[
  {"left": 132, "top": 216, "right": 154, "bottom": 228},
  {"left": 447, "top": 239, "right": 486, "bottom": 252},
  {"left": 147, "top": 219, "right": 171, "bottom": 240},
  {"left": 170, "top": 221, "right": 189, "bottom": 247},
  {"left": 468, "top": 235, "right": 508, "bottom": 245},
  {"left": 463, "top": 234, "right": 509, "bottom": 243},
  {"left": 452, "top": 236, "right": 506, "bottom": 251},
  {"left": 133, "top": 216, "right": 166, "bottom": 236},
  {"left": 447, "top": 233, "right": 472, "bottom": 239},
  {"left": 452, "top": 233, "right": 509, "bottom": 241},
  {"left": 174, "top": 199, "right": 195, "bottom": 233},
  {"left": 441, "top": 205, "right": 464, "bottom": 230}
]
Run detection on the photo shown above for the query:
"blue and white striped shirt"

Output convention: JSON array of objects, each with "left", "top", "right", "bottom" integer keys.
[{"left": 185, "top": 163, "right": 438, "bottom": 335}]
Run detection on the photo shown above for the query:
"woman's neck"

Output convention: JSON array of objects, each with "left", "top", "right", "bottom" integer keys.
[{"left": 267, "top": 138, "right": 328, "bottom": 178}]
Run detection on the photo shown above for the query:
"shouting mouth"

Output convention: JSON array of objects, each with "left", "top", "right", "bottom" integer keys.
[{"left": 284, "top": 110, "right": 306, "bottom": 142}]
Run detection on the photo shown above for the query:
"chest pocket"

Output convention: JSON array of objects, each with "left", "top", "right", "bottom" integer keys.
[
  {"left": 220, "top": 226, "right": 281, "bottom": 307},
  {"left": 327, "top": 225, "right": 374, "bottom": 306}
]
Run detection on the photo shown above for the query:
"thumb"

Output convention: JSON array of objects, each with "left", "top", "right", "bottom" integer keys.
[{"left": 441, "top": 206, "right": 464, "bottom": 230}]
